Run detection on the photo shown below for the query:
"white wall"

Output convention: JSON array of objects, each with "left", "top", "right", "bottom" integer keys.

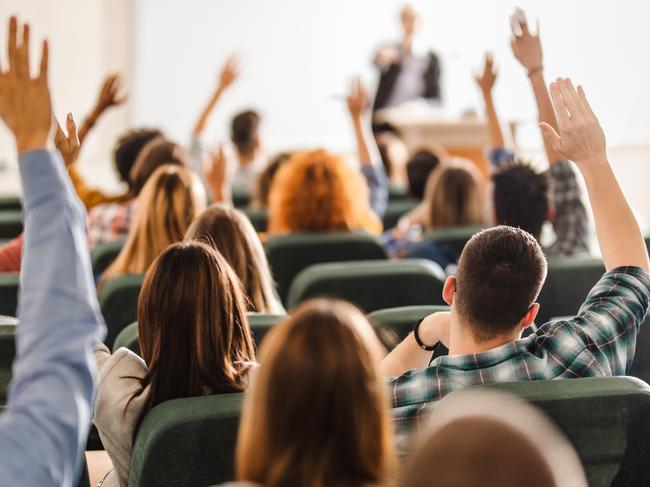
[{"left": 132, "top": 0, "right": 650, "bottom": 152}]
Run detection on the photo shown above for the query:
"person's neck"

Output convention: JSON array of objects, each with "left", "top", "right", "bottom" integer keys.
[
  {"left": 402, "top": 35, "right": 414, "bottom": 56},
  {"left": 448, "top": 315, "right": 521, "bottom": 356},
  {"left": 238, "top": 151, "right": 256, "bottom": 168}
]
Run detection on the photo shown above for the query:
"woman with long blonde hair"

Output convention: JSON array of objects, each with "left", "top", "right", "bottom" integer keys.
[
  {"left": 101, "top": 164, "right": 206, "bottom": 283},
  {"left": 185, "top": 204, "right": 284, "bottom": 314},
  {"left": 231, "top": 299, "right": 396, "bottom": 487}
]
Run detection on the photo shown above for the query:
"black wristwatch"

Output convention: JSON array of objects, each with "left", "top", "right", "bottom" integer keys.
[{"left": 413, "top": 318, "right": 437, "bottom": 351}]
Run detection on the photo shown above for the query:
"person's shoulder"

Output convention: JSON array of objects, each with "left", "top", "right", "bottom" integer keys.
[{"left": 98, "top": 347, "right": 147, "bottom": 383}]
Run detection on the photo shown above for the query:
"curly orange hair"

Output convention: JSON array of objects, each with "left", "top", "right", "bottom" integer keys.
[{"left": 268, "top": 150, "right": 381, "bottom": 234}]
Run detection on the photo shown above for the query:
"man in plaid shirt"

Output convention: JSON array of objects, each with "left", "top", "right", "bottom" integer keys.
[{"left": 382, "top": 78, "right": 650, "bottom": 450}]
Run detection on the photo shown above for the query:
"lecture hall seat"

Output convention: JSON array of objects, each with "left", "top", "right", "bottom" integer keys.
[{"left": 99, "top": 273, "right": 145, "bottom": 348}]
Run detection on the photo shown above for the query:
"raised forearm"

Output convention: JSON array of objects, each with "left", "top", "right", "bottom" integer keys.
[
  {"left": 193, "top": 87, "right": 224, "bottom": 136},
  {"left": 482, "top": 91, "right": 505, "bottom": 150},
  {"left": 78, "top": 107, "right": 101, "bottom": 144},
  {"left": 381, "top": 332, "right": 433, "bottom": 376},
  {"left": 529, "top": 71, "right": 563, "bottom": 164},
  {"left": 352, "top": 116, "right": 380, "bottom": 166}
]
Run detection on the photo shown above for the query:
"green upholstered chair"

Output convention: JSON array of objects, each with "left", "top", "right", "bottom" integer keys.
[
  {"left": 421, "top": 225, "right": 485, "bottom": 256},
  {"left": 382, "top": 199, "right": 420, "bottom": 230},
  {"left": 265, "top": 233, "right": 387, "bottom": 304},
  {"left": 473, "top": 377, "right": 650, "bottom": 487},
  {"left": 99, "top": 274, "right": 145, "bottom": 348},
  {"left": 0, "top": 317, "right": 18, "bottom": 404},
  {"left": 0, "top": 196, "right": 21, "bottom": 211},
  {"left": 91, "top": 239, "right": 125, "bottom": 277},
  {"left": 0, "top": 210, "right": 23, "bottom": 239},
  {"left": 0, "top": 273, "right": 19, "bottom": 317},
  {"left": 240, "top": 207, "right": 268, "bottom": 232},
  {"left": 128, "top": 393, "right": 244, "bottom": 487},
  {"left": 287, "top": 259, "right": 446, "bottom": 313},
  {"left": 232, "top": 188, "right": 251, "bottom": 208},
  {"left": 388, "top": 185, "right": 409, "bottom": 201},
  {"left": 368, "top": 305, "right": 449, "bottom": 349},
  {"left": 535, "top": 257, "right": 606, "bottom": 324},
  {"left": 113, "top": 313, "right": 286, "bottom": 356}
]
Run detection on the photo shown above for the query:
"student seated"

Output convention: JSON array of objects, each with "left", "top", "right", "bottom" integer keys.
[
  {"left": 477, "top": 14, "right": 589, "bottom": 256},
  {"left": 223, "top": 299, "right": 395, "bottom": 487},
  {"left": 92, "top": 241, "right": 256, "bottom": 486},
  {"left": 0, "top": 17, "right": 105, "bottom": 484},
  {"left": 100, "top": 164, "right": 206, "bottom": 283},
  {"left": 399, "top": 389, "right": 587, "bottom": 486},
  {"left": 382, "top": 78, "right": 650, "bottom": 450},
  {"left": 185, "top": 204, "right": 284, "bottom": 314},
  {"left": 87, "top": 136, "right": 187, "bottom": 250},
  {"left": 374, "top": 124, "right": 409, "bottom": 189},
  {"left": 267, "top": 79, "right": 388, "bottom": 234},
  {"left": 250, "top": 152, "right": 292, "bottom": 209}
]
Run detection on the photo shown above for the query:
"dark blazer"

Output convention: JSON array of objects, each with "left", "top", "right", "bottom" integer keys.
[{"left": 372, "top": 51, "right": 441, "bottom": 112}]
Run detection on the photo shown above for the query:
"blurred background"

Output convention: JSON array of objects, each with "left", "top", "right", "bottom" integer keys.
[{"left": 1, "top": 0, "right": 649, "bottom": 221}]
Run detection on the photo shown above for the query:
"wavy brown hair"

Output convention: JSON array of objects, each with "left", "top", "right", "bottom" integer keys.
[
  {"left": 132, "top": 240, "right": 256, "bottom": 432},
  {"left": 268, "top": 150, "right": 381, "bottom": 234},
  {"left": 185, "top": 204, "right": 283, "bottom": 314},
  {"left": 425, "top": 158, "right": 487, "bottom": 230},
  {"left": 236, "top": 299, "right": 395, "bottom": 487},
  {"left": 102, "top": 164, "right": 205, "bottom": 283}
]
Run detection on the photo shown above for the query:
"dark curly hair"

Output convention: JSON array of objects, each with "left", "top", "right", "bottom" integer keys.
[{"left": 113, "top": 128, "right": 162, "bottom": 187}]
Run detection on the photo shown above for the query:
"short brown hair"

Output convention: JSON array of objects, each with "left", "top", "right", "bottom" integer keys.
[
  {"left": 236, "top": 299, "right": 395, "bottom": 487},
  {"left": 454, "top": 226, "right": 547, "bottom": 340},
  {"left": 129, "top": 137, "right": 188, "bottom": 197},
  {"left": 231, "top": 110, "right": 260, "bottom": 155}
]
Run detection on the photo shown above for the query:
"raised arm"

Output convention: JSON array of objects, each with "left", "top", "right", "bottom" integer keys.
[
  {"left": 347, "top": 77, "right": 388, "bottom": 216},
  {"left": 540, "top": 78, "right": 649, "bottom": 272},
  {"left": 0, "top": 17, "right": 105, "bottom": 485},
  {"left": 192, "top": 54, "right": 239, "bottom": 137},
  {"left": 475, "top": 53, "right": 505, "bottom": 151},
  {"left": 511, "top": 14, "right": 563, "bottom": 165},
  {"left": 77, "top": 73, "right": 126, "bottom": 143}
]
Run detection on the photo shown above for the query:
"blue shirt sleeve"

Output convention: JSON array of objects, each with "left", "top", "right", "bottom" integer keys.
[
  {"left": 0, "top": 150, "right": 105, "bottom": 486},
  {"left": 360, "top": 163, "right": 389, "bottom": 217}
]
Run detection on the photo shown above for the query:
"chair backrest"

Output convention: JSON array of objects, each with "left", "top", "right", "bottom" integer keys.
[
  {"left": 265, "top": 232, "right": 387, "bottom": 304},
  {"left": 536, "top": 257, "right": 606, "bottom": 324},
  {"left": 422, "top": 225, "right": 485, "bottom": 256},
  {"left": 99, "top": 274, "right": 145, "bottom": 348},
  {"left": 0, "top": 273, "right": 19, "bottom": 317},
  {"left": 0, "top": 196, "right": 21, "bottom": 211},
  {"left": 287, "top": 259, "right": 446, "bottom": 313},
  {"left": 128, "top": 393, "right": 244, "bottom": 487},
  {"left": 113, "top": 313, "right": 286, "bottom": 356},
  {"left": 0, "top": 210, "right": 23, "bottom": 239},
  {"left": 232, "top": 188, "right": 251, "bottom": 208},
  {"left": 368, "top": 305, "right": 449, "bottom": 348},
  {"left": 240, "top": 207, "right": 268, "bottom": 232},
  {"left": 91, "top": 239, "right": 125, "bottom": 277},
  {"left": 382, "top": 199, "right": 420, "bottom": 230},
  {"left": 472, "top": 377, "right": 650, "bottom": 487},
  {"left": 0, "top": 318, "right": 18, "bottom": 403}
]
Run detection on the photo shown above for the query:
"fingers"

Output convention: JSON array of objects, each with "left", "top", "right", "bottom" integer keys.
[
  {"left": 38, "top": 40, "right": 48, "bottom": 81},
  {"left": 66, "top": 113, "right": 78, "bottom": 144},
  {"left": 557, "top": 78, "right": 585, "bottom": 119},
  {"left": 54, "top": 116, "right": 65, "bottom": 142},
  {"left": 577, "top": 85, "right": 597, "bottom": 119},
  {"left": 539, "top": 122, "right": 562, "bottom": 153},
  {"left": 549, "top": 81, "right": 570, "bottom": 128},
  {"left": 19, "top": 23, "right": 30, "bottom": 79},
  {"left": 8, "top": 17, "right": 17, "bottom": 75}
]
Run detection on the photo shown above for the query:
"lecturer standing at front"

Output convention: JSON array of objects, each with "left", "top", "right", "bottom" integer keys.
[{"left": 373, "top": 4, "right": 442, "bottom": 113}]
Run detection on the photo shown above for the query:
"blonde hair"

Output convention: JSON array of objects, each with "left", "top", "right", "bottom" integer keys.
[
  {"left": 236, "top": 299, "right": 395, "bottom": 487},
  {"left": 425, "top": 158, "right": 486, "bottom": 230},
  {"left": 185, "top": 204, "right": 283, "bottom": 314},
  {"left": 268, "top": 150, "right": 382, "bottom": 234},
  {"left": 102, "top": 164, "right": 206, "bottom": 282}
]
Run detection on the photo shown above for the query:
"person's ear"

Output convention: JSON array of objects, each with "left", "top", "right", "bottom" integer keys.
[
  {"left": 443, "top": 275, "right": 456, "bottom": 306},
  {"left": 521, "top": 303, "right": 540, "bottom": 329}
]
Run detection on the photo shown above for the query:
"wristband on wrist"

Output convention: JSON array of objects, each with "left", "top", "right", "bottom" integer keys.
[
  {"left": 413, "top": 318, "right": 437, "bottom": 352},
  {"left": 527, "top": 66, "right": 543, "bottom": 78}
]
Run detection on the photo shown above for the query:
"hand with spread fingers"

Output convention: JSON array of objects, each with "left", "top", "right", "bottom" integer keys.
[
  {"left": 54, "top": 113, "right": 80, "bottom": 167},
  {"left": 0, "top": 17, "right": 52, "bottom": 152},
  {"left": 94, "top": 73, "right": 127, "bottom": 114},
  {"left": 510, "top": 11, "right": 543, "bottom": 73},
  {"left": 540, "top": 78, "right": 607, "bottom": 166}
]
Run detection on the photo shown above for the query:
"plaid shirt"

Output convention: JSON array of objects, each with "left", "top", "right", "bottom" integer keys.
[
  {"left": 87, "top": 200, "right": 135, "bottom": 251},
  {"left": 489, "top": 148, "right": 589, "bottom": 257},
  {"left": 389, "top": 266, "right": 650, "bottom": 450}
]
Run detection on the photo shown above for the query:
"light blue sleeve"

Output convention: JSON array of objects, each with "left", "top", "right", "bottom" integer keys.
[
  {"left": 360, "top": 163, "right": 389, "bottom": 218},
  {"left": 0, "top": 150, "right": 105, "bottom": 486}
]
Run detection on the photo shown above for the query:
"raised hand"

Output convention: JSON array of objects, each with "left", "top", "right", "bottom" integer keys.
[
  {"left": 204, "top": 142, "right": 231, "bottom": 203},
  {"left": 510, "top": 9, "right": 543, "bottom": 73},
  {"left": 474, "top": 53, "right": 497, "bottom": 95},
  {"left": 0, "top": 17, "right": 51, "bottom": 152},
  {"left": 94, "top": 73, "right": 126, "bottom": 114},
  {"left": 218, "top": 54, "right": 240, "bottom": 92},
  {"left": 540, "top": 78, "right": 607, "bottom": 166},
  {"left": 346, "top": 76, "right": 369, "bottom": 120},
  {"left": 54, "top": 113, "right": 80, "bottom": 167}
]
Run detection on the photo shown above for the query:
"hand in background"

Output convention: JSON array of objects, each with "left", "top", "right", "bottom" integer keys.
[
  {"left": 54, "top": 113, "right": 80, "bottom": 167},
  {"left": 474, "top": 52, "right": 497, "bottom": 95},
  {"left": 540, "top": 78, "right": 607, "bottom": 167},
  {"left": 79, "top": 73, "right": 127, "bottom": 143},
  {"left": 204, "top": 142, "right": 231, "bottom": 203},
  {"left": 346, "top": 76, "right": 370, "bottom": 120},
  {"left": 0, "top": 17, "right": 52, "bottom": 152},
  {"left": 217, "top": 54, "right": 240, "bottom": 93},
  {"left": 510, "top": 10, "right": 543, "bottom": 73}
]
